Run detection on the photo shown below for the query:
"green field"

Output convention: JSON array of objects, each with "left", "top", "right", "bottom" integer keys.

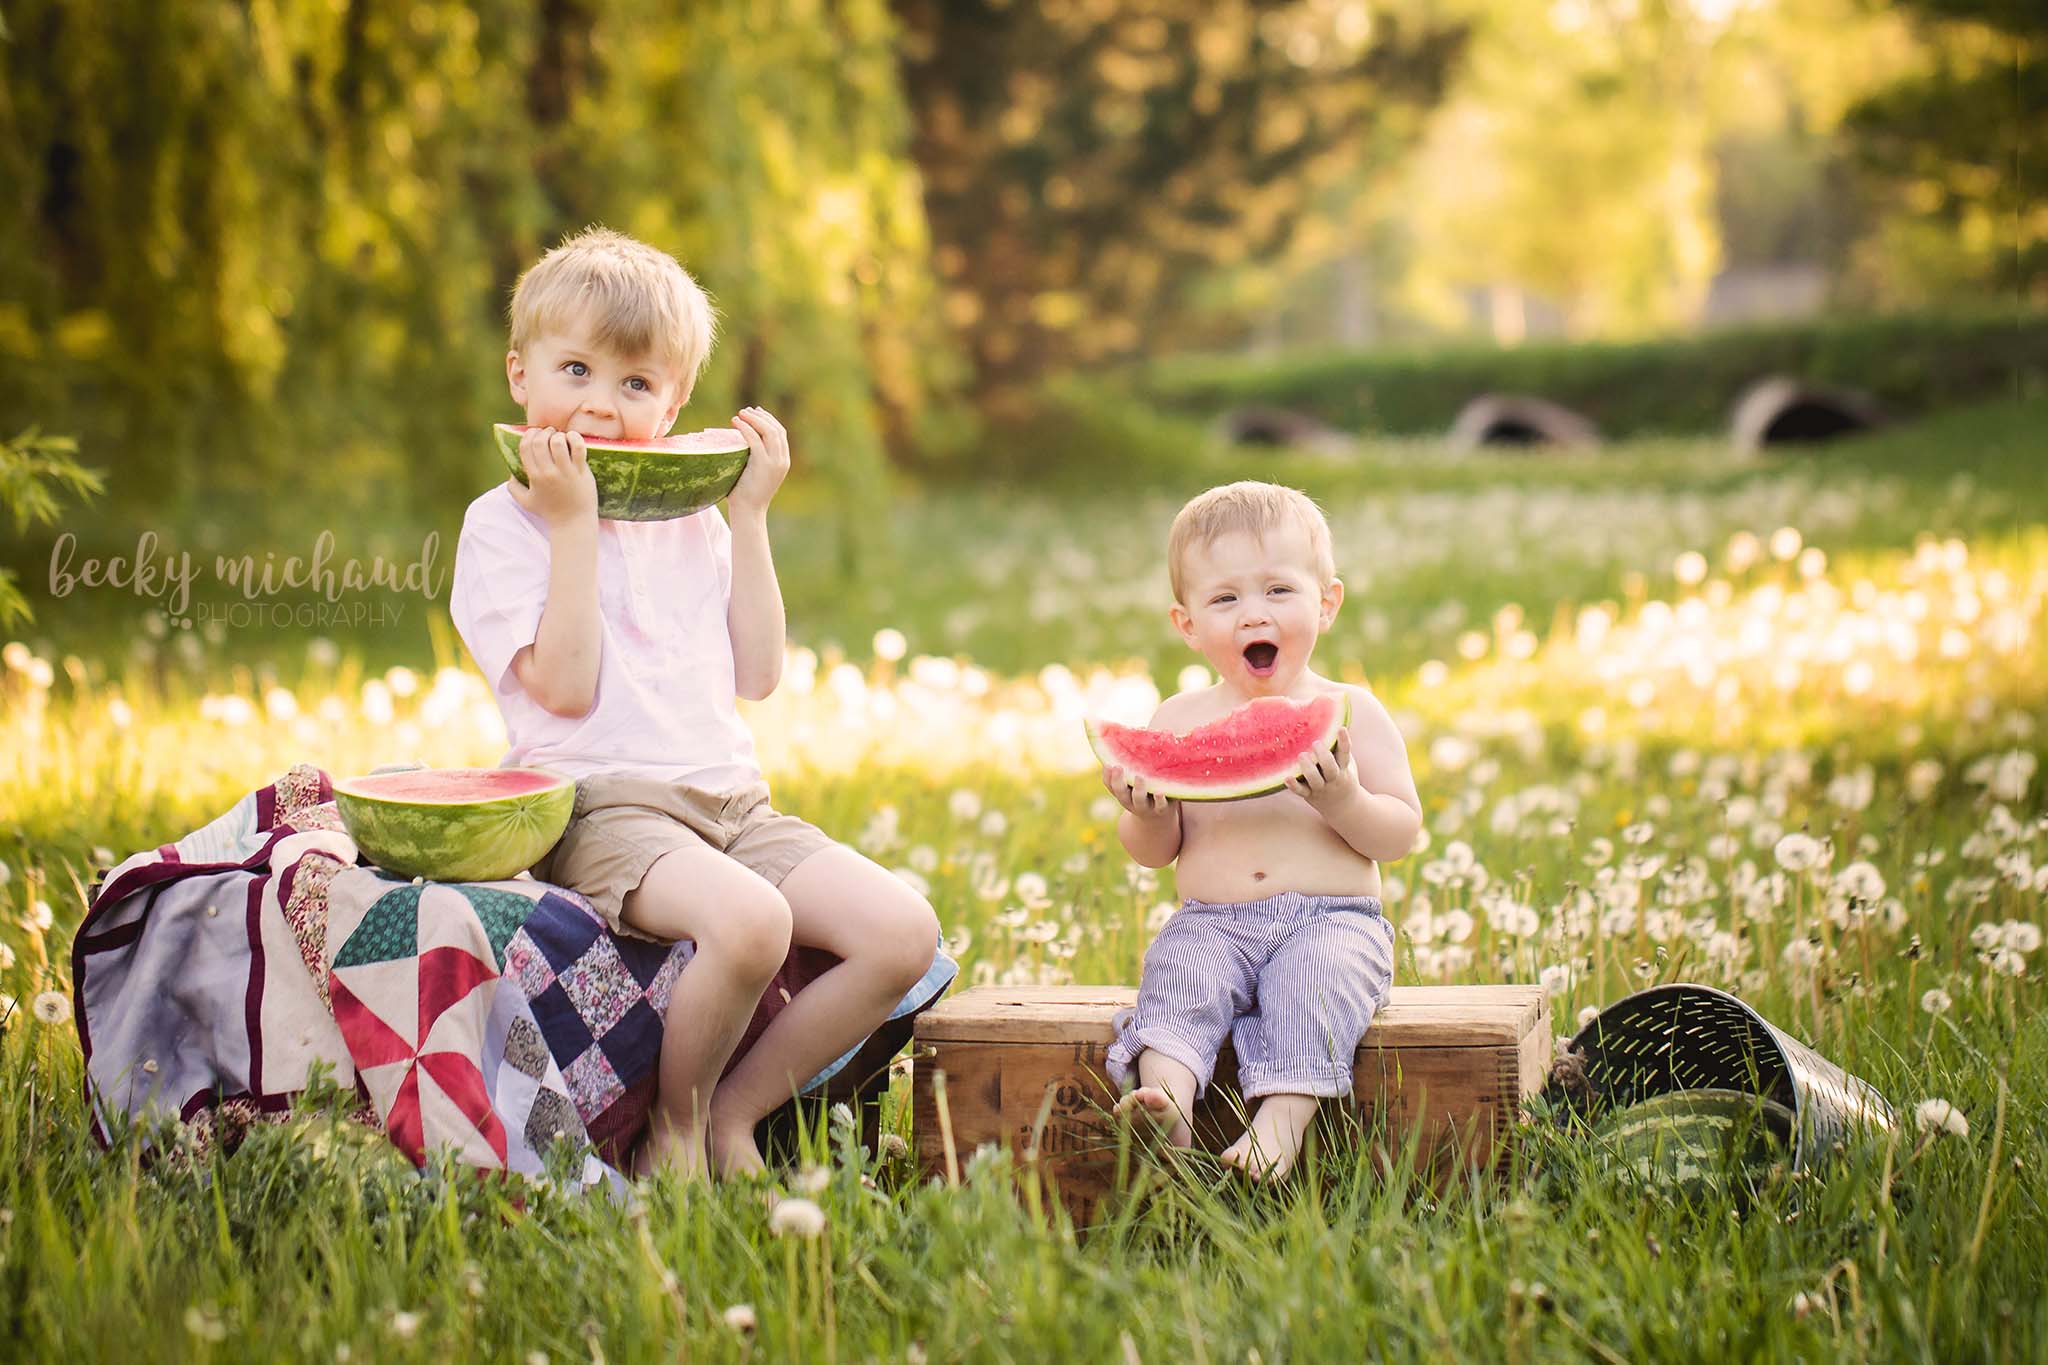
[{"left": 2, "top": 398, "right": 2045, "bottom": 1360}]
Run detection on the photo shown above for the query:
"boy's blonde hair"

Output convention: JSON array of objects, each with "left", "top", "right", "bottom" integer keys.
[
  {"left": 1168, "top": 481, "right": 1336, "bottom": 603},
  {"left": 508, "top": 226, "right": 717, "bottom": 397}
]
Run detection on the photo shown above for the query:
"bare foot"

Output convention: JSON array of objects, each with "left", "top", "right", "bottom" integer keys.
[
  {"left": 709, "top": 1122, "right": 769, "bottom": 1180},
  {"left": 1219, "top": 1095, "right": 1318, "bottom": 1183},
  {"left": 1114, "top": 1086, "right": 1192, "bottom": 1148},
  {"left": 634, "top": 1123, "right": 709, "bottom": 1182}
]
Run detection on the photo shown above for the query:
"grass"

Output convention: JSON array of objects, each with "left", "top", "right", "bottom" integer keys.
[{"left": 1, "top": 395, "right": 2045, "bottom": 1359}]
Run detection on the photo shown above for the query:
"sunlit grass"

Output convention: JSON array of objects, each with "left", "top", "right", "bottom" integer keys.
[{"left": 2, "top": 408, "right": 2045, "bottom": 1358}]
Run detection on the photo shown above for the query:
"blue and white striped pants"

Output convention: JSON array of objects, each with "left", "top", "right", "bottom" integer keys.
[{"left": 1107, "top": 892, "right": 1394, "bottom": 1100}]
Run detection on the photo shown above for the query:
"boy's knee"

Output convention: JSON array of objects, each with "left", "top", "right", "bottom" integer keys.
[
  {"left": 696, "top": 886, "right": 793, "bottom": 981},
  {"left": 876, "top": 897, "right": 941, "bottom": 988}
]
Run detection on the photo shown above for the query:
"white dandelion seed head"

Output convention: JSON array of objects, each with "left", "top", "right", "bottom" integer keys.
[
  {"left": 769, "top": 1197, "right": 827, "bottom": 1238},
  {"left": 722, "top": 1304, "right": 758, "bottom": 1334},
  {"left": 32, "top": 991, "right": 71, "bottom": 1026},
  {"left": 794, "top": 1165, "right": 830, "bottom": 1196},
  {"left": 1920, "top": 988, "right": 1953, "bottom": 1016},
  {"left": 1914, "top": 1099, "right": 1968, "bottom": 1139},
  {"left": 1773, "top": 833, "right": 1825, "bottom": 874}
]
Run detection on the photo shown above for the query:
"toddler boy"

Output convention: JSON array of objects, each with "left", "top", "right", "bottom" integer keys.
[
  {"left": 451, "top": 227, "right": 940, "bottom": 1180},
  {"left": 1102, "top": 481, "right": 1421, "bottom": 1180}
]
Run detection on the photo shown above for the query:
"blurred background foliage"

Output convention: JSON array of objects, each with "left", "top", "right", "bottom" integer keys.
[{"left": 0, "top": 0, "right": 2037, "bottom": 556}]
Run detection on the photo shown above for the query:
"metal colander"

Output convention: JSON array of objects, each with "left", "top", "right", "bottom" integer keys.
[{"left": 1553, "top": 983, "right": 1895, "bottom": 1169}]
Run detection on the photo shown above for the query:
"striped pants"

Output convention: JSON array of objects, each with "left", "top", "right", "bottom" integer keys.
[{"left": 1107, "top": 891, "right": 1394, "bottom": 1100}]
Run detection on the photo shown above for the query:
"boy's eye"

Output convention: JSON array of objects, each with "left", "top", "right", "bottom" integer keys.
[
  {"left": 1212, "top": 595, "right": 1235, "bottom": 606},
  {"left": 565, "top": 361, "right": 589, "bottom": 377},
  {"left": 626, "top": 376, "right": 649, "bottom": 393}
]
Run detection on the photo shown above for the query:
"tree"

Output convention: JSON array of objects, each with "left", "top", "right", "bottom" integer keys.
[
  {"left": 1843, "top": 0, "right": 2043, "bottom": 303},
  {"left": 891, "top": 0, "right": 1465, "bottom": 408},
  {"left": 0, "top": 0, "right": 950, "bottom": 570}
]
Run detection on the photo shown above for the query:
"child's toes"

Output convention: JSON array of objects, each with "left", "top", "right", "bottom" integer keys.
[{"left": 1113, "top": 1087, "right": 1175, "bottom": 1127}]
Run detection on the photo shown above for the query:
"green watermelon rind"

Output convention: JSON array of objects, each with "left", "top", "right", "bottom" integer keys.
[
  {"left": 333, "top": 767, "right": 576, "bottom": 883},
  {"left": 1085, "top": 693, "right": 1352, "bottom": 803},
  {"left": 493, "top": 423, "right": 750, "bottom": 522},
  {"left": 1590, "top": 1088, "right": 1795, "bottom": 1191}
]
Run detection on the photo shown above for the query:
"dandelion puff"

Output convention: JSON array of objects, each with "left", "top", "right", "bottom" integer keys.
[
  {"left": 1773, "top": 833, "right": 1825, "bottom": 873},
  {"left": 769, "top": 1196, "right": 827, "bottom": 1238},
  {"left": 722, "top": 1304, "right": 758, "bottom": 1334},
  {"left": 1914, "top": 1099, "right": 1968, "bottom": 1138},
  {"left": 28, "top": 899, "right": 54, "bottom": 931},
  {"left": 947, "top": 789, "right": 982, "bottom": 822},
  {"left": 0, "top": 859, "right": 10, "bottom": 886},
  {"left": 385, "top": 1310, "right": 421, "bottom": 1341},
  {"left": 1919, "top": 988, "right": 1952, "bottom": 1016},
  {"left": 32, "top": 991, "right": 71, "bottom": 1026},
  {"left": 1575, "top": 1004, "right": 1600, "bottom": 1029},
  {"left": 794, "top": 1164, "right": 830, "bottom": 1196},
  {"left": 879, "top": 1133, "right": 908, "bottom": 1161}
]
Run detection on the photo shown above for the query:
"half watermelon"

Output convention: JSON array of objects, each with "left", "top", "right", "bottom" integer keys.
[
  {"left": 332, "top": 766, "right": 575, "bottom": 883},
  {"left": 492, "top": 423, "right": 750, "bottom": 521},
  {"left": 1085, "top": 693, "right": 1351, "bottom": 801}
]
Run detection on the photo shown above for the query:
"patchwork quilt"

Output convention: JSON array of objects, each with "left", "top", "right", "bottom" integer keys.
[{"left": 73, "top": 765, "right": 956, "bottom": 1182}]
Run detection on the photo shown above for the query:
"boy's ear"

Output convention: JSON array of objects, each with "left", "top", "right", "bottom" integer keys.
[
  {"left": 1169, "top": 600, "right": 1197, "bottom": 646},
  {"left": 506, "top": 350, "right": 528, "bottom": 405},
  {"left": 1319, "top": 577, "right": 1345, "bottom": 630}
]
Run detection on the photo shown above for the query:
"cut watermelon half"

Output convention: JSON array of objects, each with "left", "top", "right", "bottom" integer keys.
[
  {"left": 333, "top": 766, "right": 575, "bottom": 883},
  {"left": 492, "top": 422, "right": 750, "bottom": 521},
  {"left": 1084, "top": 693, "right": 1351, "bottom": 801}
]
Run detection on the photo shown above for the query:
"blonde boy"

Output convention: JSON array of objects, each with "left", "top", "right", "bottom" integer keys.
[
  {"left": 1101, "top": 481, "right": 1422, "bottom": 1180},
  {"left": 451, "top": 227, "right": 939, "bottom": 1180}
]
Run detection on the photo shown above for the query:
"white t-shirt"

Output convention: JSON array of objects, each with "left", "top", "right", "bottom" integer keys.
[{"left": 449, "top": 484, "right": 760, "bottom": 791}]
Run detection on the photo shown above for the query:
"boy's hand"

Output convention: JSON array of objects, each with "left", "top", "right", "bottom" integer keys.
[
  {"left": 728, "top": 406, "right": 791, "bottom": 515},
  {"left": 1103, "top": 764, "right": 1179, "bottom": 822},
  {"left": 508, "top": 427, "right": 598, "bottom": 529},
  {"left": 1288, "top": 728, "right": 1362, "bottom": 812}
]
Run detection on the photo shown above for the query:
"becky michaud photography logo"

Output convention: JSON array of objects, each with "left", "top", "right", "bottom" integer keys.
[{"left": 48, "top": 529, "right": 444, "bottom": 630}]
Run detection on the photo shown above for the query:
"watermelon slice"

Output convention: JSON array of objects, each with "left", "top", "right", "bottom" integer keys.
[
  {"left": 332, "top": 767, "right": 575, "bottom": 883},
  {"left": 492, "top": 422, "right": 751, "bottom": 521},
  {"left": 1085, "top": 694, "right": 1351, "bottom": 801}
]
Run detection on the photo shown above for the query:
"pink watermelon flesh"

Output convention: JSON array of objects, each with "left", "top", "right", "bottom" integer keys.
[
  {"left": 340, "top": 768, "right": 562, "bottom": 802},
  {"left": 495, "top": 424, "right": 747, "bottom": 455},
  {"left": 1086, "top": 693, "right": 1349, "bottom": 801}
]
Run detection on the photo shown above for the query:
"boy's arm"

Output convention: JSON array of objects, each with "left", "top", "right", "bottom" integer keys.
[
  {"left": 725, "top": 407, "right": 792, "bottom": 701},
  {"left": 505, "top": 428, "right": 600, "bottom": 717},
  {"left": 510, "top": 520, "right": 600, "bottom": 717},
  {"left": 1291, "top": 686, "right": 1423, "bottom": 863}
]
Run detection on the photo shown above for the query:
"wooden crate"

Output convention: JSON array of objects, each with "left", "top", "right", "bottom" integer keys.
[{"left": 913, "top": 984, "right": 1551, "bottom": 1219}]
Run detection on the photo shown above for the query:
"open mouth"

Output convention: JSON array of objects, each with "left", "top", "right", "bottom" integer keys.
[{"left": 1242, "top": 641, "right": 1279, "bottom": 675}]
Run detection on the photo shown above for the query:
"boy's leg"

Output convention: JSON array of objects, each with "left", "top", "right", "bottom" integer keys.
[
  {"left": 1108, "top": 903, "right": 1258, "bottom": 1148},
  {"left": 705, "top": 844, "right": 940, "bottom": 1177},
  {"left": 1221, "top": 898, "right": 1393, "bottom": 1181},
  {"left": 621, "top": 843, "right": 794, "bottom": 1179},
  {"left": 1219, "top": 1093, "right": 1321, "bottom": 1182},
  {"left": 1116, "top": 1050, "right": 1201, "bottom": 1148}
]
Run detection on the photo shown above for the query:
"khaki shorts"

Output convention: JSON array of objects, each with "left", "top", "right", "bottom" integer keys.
[{"left": 531, "top": 772, "right": 835, "bottom": 941}]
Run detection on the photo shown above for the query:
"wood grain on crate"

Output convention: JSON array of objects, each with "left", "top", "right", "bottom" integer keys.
[{"left": 912, "top": 984, "right": 1552, "bottom": 1216}]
